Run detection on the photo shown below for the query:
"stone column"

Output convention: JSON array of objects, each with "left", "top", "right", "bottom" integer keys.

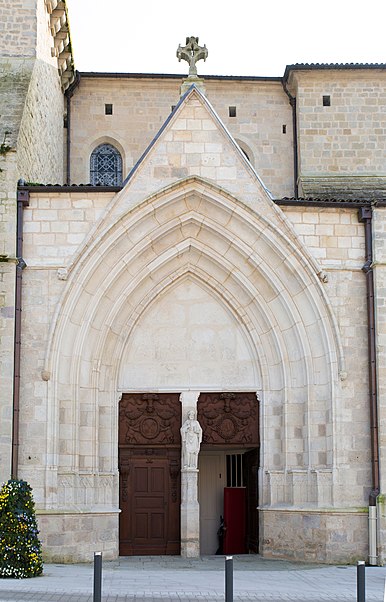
[{"left": 180, "top": 391, "right": 201, "bottom": 557}]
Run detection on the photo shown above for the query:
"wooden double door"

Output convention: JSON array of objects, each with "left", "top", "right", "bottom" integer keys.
[{"left": 119, "top": 393, "right": 181, "bottom": 555}]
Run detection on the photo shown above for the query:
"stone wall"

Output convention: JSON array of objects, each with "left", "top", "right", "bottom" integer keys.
[
  {"left": 0, "top": 153, "right": 17, "bottom": 482},
  {"left": 17, "top": 59, "right": 65, "bottom": 183},
  {"left": 37, "top": 511, "right": 119, "bottom": 562},
  {"left": 287, "top": 70, "right": 386, "bottom": 198},
  {"left": 0, "top": 0, "right": 37, "bottom": 57},
  {"left": 69, "top": 76, "right": 294, "bottom": 198},
  {"left": 281, "top": 206, "right": 370, "bottom": 507},
  {"left": 0, "top": 0, "right": 66, "bottom": 482},
  {"left": 260, "top": 509, "right": 368, "bottom": 563}
]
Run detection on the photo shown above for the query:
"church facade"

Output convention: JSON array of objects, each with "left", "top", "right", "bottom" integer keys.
[{"left": 1, "top": 0, "right": 386, "bottom": 564}]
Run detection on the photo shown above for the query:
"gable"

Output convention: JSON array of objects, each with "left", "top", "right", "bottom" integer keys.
[{"left": 101, "top": 85, "right": 275, "bottom": 223}]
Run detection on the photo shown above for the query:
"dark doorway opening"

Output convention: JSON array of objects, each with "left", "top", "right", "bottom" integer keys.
[{"left": 197, "top": 392, "right": 259, "bottom": 555}]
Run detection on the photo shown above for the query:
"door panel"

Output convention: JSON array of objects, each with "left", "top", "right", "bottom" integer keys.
[
  {"left": 119, "top": 393, "right": 181, "bottom": 555},
  {"left": 243, "top": 448, "right": 259, "bottom": 552},
  {"left": 223, "top": 487, "right": 246, "bottom": 554},
  {"left": 120, "top": 457, "right": 175, "bottom": 554}
]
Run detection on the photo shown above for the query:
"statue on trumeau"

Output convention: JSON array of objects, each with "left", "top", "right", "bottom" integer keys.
[{"left": 181, "top": 410, "right": 202, "bottom": 469}]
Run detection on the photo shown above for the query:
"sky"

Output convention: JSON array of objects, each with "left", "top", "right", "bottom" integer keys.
[{"left": 64, "top": 0, "right": 386, "bottom": 77}]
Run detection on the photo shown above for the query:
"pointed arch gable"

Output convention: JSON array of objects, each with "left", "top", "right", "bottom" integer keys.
[
  {"left": 44, "top": 178, "right": 343, "bottom": 485},
  {"left": 46, "top": 177, "right": 343, "bottom": 381}
]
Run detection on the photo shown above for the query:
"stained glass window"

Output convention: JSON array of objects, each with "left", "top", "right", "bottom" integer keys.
[{"left": 90, "top": 143, "right": 122, "bottom": 186}]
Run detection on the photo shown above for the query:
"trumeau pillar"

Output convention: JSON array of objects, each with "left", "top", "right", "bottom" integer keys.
[{"left": 180, "top": 391, "right": 201, "bottom": 557}]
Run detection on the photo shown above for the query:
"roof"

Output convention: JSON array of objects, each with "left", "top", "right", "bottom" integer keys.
[
  {"left": 283, "top": 62, "right": 386, "bottom": 83},
  {"left": 79, "top": 72, "right": 281, "bottom": 82},
  {"left": 17, "top": 183, "right": 386, "bottom": 208}
]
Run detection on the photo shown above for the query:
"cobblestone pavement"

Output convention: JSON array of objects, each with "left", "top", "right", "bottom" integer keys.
[{"left": 0, "top": 556, "right": 386, "bottom": 602}]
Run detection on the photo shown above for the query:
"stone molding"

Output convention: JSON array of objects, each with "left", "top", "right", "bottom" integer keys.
[{"left": 45, "top": 0, "right": 75, "bottom": 90}]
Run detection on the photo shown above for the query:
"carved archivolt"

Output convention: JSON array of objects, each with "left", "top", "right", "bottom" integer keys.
[{"left": 198, "top": 392, "right": 259, "bottom": 445}]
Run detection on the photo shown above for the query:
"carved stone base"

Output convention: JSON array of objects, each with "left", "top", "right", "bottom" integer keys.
[
  {"left": 260, "top": 508, "right": 367, "bottom": 563},
  {"left": 180, "top": 76, "right": 206, "bottom": 97},
  {"left": 36, "top": 510, "right": 119, "bottom": 562},
  {"left": 181, "top": 468, "right": 200, "bottom": 557}
]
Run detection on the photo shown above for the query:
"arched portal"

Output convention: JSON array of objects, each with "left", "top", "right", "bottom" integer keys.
[{"left": 45, "top": 177, "right": 340, "bottom": 560}]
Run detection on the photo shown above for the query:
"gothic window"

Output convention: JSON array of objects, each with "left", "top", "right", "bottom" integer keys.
[{"left": 90, "top": 143, "right": 122, "bottom": 186}]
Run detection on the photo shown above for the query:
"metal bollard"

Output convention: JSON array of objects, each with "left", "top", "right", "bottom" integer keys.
[
  {"left": 225, "top": 555, "right": 233, "bottom": 602},
  {"left": 93, "top": 552, "right": 102, "bottom": 602},
  {"left": 357, "top": 560, "right": 365, "bottom": 602}
]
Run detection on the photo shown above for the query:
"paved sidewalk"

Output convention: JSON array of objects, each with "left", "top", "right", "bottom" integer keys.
[{"left": 0, "top": 555, "right": 386, "bottom": 602}]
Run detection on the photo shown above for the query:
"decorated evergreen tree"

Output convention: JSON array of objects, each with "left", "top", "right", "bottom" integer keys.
[{"left": 0, "top": 479, "right": 43, "bottom": 578}]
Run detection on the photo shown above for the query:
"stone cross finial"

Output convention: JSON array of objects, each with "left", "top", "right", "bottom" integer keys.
[{"left": 177, "top": 36, "right": 208, "bottom": 76}]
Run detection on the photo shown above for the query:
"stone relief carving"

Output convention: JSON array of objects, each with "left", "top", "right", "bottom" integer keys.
[
  {"left": 318, "top": 270, "right": 329, "bottom": 283},
  {"left": 180, "top": 410, "right": 202, "bottom": 469},
  {"left": 198, "top": 392, "right": 259, "bottom": 445},
  {"left": 118, "top": 455, "right": 131, "bottom": 502},
  {"left": 57, "top": 267, "right": 68, "bottom": 280},
  {"left": 119, "top": 393, "right": 181, "bottom": 446}
]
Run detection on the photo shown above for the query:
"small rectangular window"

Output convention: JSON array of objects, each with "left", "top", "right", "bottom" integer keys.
[
  {"left": 282, "top": 124, "right": 287, "bottom": 134},
  {"left": 226, "top": 454, "right": 244, "bottom": 487},
  {"left": 229, "top": 106, "right": 236, "bottom": 117},
  {"left": 322, "top": 95, "right": 331, "bottom": 107},
  {"left": 105, "top": 103, "right": 113, "bottom": 115}
]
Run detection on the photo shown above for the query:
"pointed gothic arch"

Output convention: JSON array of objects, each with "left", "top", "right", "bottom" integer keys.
[{"left": 44, "top": 177, "right": 342, "bottom": 522}]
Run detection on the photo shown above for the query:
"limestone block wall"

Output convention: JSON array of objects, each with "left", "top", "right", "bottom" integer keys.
[
  {"left": 0, "top": 1, "right": 66, "bottom": 481},
  {"left": 0, "top": 0, "right": 61, "bottom": 64},
  {"left": 69, "top": 76, "right": 294, "bottom": 198},
  {"left": 260, "top": 509, "right": 368, "bottom": 563},
  {"left": 205, "top": 80, "right": 294, "bottom": 198},
  {"left": 0, "top": 54, "right": 33, "bottom": 483},
  {"left": 0, "top": 0, "right": 38, "bottom": 57},
  {"left": 0, "top": 153, "right": 18, "bottom": 482},
  {"left": 17, "top": 191, "right": 115, "bottom": 500},
  {"left": 281, "top": 206, "right": 370, "bottom": 507},
  {"left": 17, "top": 58, "right": 65, "bottom": 183},
  {"left": 22, "top": 191, "right": 115, "bottom": 266},
  {"left": 287, "top": 70, "right": 386, "bottom": 198},
  {"left": 259, "top": 205, "right": 371, "bottom": 563}
]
